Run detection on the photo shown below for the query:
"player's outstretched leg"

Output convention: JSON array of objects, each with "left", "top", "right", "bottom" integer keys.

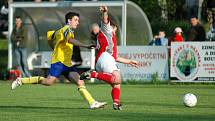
[
  {"left": 11, "top": 76, "right": 45, "bottom": 90},
  {"left": 81, "top": 70, "right": 122, "bottom": 110},
  {"left": 67, "top": 72, "right": 107, "bottom": 109},
  {"left": 80, "top": 70, "right": 115, "bottom": 84},
  {"left": 80, "top": 70, "right": 93, "bottom": 80}
]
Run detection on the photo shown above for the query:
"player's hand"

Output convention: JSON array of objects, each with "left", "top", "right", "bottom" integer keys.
[
  {"left": 87, "top": 44, "right": 96, "bottom": 49},
  {"left": 129, "top": 60, "right": 139, "bottom": 68},
  {"left": 100, "top": 6, "right": 108, "bottom": 13}
]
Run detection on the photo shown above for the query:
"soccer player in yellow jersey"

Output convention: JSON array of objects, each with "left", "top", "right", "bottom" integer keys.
[{"left": 11, "top": 12, "right": 107, "bottom": 109}]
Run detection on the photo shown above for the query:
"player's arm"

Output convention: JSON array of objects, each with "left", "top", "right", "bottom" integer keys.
[
  {"left": 116, "top": 57, "right": 139, "bottom": 68},
  {"left": 68, "top": 38, "right": 95, "bottom": 49},
  {"left": 100, "top": 6, "right": 113, "bottom": 34},
  {"left": 100, "top": 6, "right": 109, "bottom": 24}
]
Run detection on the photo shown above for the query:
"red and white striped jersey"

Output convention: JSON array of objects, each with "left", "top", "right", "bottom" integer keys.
[{"left": 95, "top": 21, "right": 118, "bottom": 63}]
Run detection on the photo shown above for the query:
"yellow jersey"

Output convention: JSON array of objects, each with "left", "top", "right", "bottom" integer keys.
[{"left": 47, "top": 25, "right": 74, "bottom": 67}]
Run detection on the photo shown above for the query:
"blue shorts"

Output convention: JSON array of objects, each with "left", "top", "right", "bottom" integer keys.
[{"left": 49, "top": 62, "right": 77, "bottom": 78}]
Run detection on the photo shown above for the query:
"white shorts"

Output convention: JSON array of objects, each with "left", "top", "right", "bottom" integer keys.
[{"left": 96, "top": 52, "right": 119, "bottom": 73}]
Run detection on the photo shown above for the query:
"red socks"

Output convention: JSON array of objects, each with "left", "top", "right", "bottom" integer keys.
[
  {"left": 112, "top": 87, "right": 120, "bottom": 104},
  {"left": 90, "top": 71, "right": 120, "bottom": 104},
  {"left": 91, "top": 71, "right": 115, "bottom": 84}
]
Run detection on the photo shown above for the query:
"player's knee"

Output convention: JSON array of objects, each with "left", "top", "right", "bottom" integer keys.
[
  {"left": 113, "top": 84, "right": 121, "bottom": 89},
  {"left": 42, "top": 80, "right": 54, "bottom": 86},
  {"left": 76, "top": 80, "right": 85, "bottom": 86},
  {"left": 114, "top": 78, "right": 121, "bottom": 85},
  {"left": 41, "top": 77, "right": 56, "bottom": 86},
  {"left": 112, "top": 71, "right": 121, "bottom": 85},
  {"left": 46, "top": 82, "right": 54, "bottom": 86},
  {"left": 68, "top": 72, "right": 80, "bottom": 82}
]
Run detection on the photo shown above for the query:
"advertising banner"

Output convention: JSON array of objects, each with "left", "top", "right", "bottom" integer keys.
[
  {"left": 171, "top": 42, "right": 215, "bottom": 82},
  {"left": 118, "top": 46, "right": 169, "bottom": 81}
]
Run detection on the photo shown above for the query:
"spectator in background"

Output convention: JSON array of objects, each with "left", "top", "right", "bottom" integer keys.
[
  {"left": 206, "top": 10, "right": 215, "bottom": 41},
  {"left": 148, "top": 35, "right": 161, "bottom": 46},
  {"left": 159, "top": 31, "right": 168, "bottom": 46},
  {"left": 174, "top": 27, "right": 184, "bottom": 42},
  {"left": 167, "top": 27, "right": 184, "bottom": 58},
  {"left": 171, "top": 27, "right": 184, "bottom": 42},
  {"left": 11, "top": 16, "right": 31, "bottom": 77},
  {"left": 186, "top": 16, "right": 206, "bottom": 41},
  {"left": 206, "top": 3, "right": 215, "bottom": 41},
  {"left": 149, "top": 31, "right": 168, "bottom": 46}
]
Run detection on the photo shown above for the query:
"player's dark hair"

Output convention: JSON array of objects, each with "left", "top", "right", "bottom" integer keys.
[
  {"left": 110, "top": 20, "right": 117, "bottom": 28},
  {"left": 190, "top": 15, "right": 198, "bottom": 19},
  {"left": 15, "top": 16, "right": 21, "bottom": 19},
  {"left": 65, "top": 12, "right": 80, "bottom": 24},
  {"left": 158, "top": 30, "right": 165, "bottom": 33}
]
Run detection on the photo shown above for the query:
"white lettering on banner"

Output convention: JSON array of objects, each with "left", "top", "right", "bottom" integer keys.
[
  {"left": 118, "top": 46, "right": 169, "bottom": 81},
  {"left": 118, "top": 53, "right": 166, "bottom": 60},
  {"left": 171, "top": 42, "right": 215, "bottom": 82},
  {"left": 123, "top": 61, "right": 152, "bottom": 68},
  {"left": 123, "top": 73, "right": 168, "bottom": 80}
]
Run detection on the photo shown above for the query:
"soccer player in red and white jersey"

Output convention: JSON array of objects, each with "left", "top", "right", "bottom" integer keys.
[{"left": 81, "top": 6, "right": 139, "bottom": 110}]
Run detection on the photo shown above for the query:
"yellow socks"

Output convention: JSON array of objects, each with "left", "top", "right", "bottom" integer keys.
[
  {"left": 20, "top": 76, "right": 45, "bottom": 84},
  {"left": 20, "top": 77, "right": 95, "bottom": 105},
  {"left": 78, "top": 86, "right": 95, "bottom": 105}
]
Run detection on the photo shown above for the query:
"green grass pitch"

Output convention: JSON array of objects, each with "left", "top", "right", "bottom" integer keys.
[{"left": 0, "top": 81, "right": 215, "bottom": 121}]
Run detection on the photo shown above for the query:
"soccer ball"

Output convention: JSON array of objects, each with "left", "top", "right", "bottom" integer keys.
[{"left": 183, "top": 93, "right": 197, "bottom": 107}]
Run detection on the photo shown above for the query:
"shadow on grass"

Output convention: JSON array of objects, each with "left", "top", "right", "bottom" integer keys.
[
  {"left": 0, "top": 105, "right": 215, "bottom": 121},
  {"left": 0, "top": 105, "right": 88, "bottom": 110},
  {"left": 124, "top": 100, "right": 181, "bottom": 108},
  {"left": 124, "top": 100, "right": 215, "bottom": 109}
]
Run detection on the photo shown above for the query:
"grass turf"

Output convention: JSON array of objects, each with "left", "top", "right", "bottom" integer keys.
[
  {"left": 0, "top": 81, "right": 215, "bottom": 121},
  {"left": 0, "top": 39, "right": 8, "bottom": 73}
]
